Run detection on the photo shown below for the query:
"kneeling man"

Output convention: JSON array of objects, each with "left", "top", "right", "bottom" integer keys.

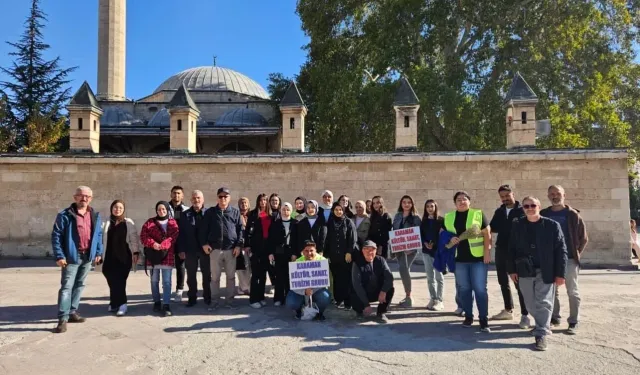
[
  {"left": 351, "top": 240, "right": 395, "bottom": 323},
  {"left": 285, "top": 240, "right": 331, "bottom": 321}
]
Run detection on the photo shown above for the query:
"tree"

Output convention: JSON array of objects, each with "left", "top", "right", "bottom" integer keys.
[
  {"left": 0, "top": 93, "right": 18, "bottom": 152},
  {"left": 21, "top": 105, "right": 67, "bottom": 153},
  {"left": 279, "top": 0, "right": 640, "bottom": 154},
  {"left": 1, "top": 0, "right": 76, "bottom": 149}
]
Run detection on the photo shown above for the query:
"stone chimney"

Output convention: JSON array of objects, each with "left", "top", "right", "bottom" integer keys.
[
  {"left": 393, "top": 77, "right": 420, "bottom": 151},
  {"left": 168, "top": 83, "right": 199, "bottom": 153},
  {"left": 505, "top": 72, "right": 538, "bottom": 149},
  {"left": 68, "top": 81, "right": 103, "bottom": 153},
  {"left": 279, "top": 81, "right": 307, "bottom": 152},
  {"left": 97, "top": 0, "right": 126, "bottom": 101}
]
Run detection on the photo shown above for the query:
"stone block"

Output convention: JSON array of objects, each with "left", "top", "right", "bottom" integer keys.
[
  {"left": 2, "top": 172, "right": 23, "bottom": 182},
  {"left": 150, "top": 172, "right": 172, "bottom": 182}
]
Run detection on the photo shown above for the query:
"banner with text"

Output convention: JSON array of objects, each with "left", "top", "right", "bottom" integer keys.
[
  {"left": 389, "top": 226, "right": 422, "bottom": 253},
  {"left": 289, "top": 260, "right": 330, "bottom": 290}
]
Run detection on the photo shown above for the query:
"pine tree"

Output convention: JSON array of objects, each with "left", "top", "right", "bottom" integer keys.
[
  {"left": 0, "top": 0, "right": 76, "bottom": 149},
  {"left": 0, "top": 92, "right": 18, "bottom": 152}
]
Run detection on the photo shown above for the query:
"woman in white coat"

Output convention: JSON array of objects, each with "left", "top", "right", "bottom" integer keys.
[{"left": 97, "top": 200, "right": 140, "bottom": 316}]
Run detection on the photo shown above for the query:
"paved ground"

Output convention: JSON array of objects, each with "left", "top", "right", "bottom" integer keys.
[{"left": 0, "top": 259, "right": 639, "bottom": 375}]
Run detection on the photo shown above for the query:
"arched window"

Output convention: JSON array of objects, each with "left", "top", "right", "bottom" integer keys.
[{"left": 218, "top": 142, "right": 254, "bottom": 153}]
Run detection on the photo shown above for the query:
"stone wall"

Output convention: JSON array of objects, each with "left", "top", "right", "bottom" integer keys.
[{"left": 0, "top": 150, "right": 631, "bottom": 265}]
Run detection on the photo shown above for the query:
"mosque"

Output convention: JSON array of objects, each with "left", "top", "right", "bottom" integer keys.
[{"left": 67, "top": 0, "right": 539, "bottom": 154}]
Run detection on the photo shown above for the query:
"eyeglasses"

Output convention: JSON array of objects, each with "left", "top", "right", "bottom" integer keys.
[
  {"left": 218, "top": 195, "right": 230, "bottom": 199},
  {"left": 523, "top": 204, "right": 538, "bottom": 209},
  {"left": 74, "top": 194, "right": 92, "bottom": 199}
]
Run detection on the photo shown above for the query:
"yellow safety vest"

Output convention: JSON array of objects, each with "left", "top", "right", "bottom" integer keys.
[{"left": 444, "top": 209, "right": 484, "bottom": 258}]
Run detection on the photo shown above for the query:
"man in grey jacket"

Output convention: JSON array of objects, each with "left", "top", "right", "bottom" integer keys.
[{"left": 351, "top": 240, "right": 395, "bottom": 323}]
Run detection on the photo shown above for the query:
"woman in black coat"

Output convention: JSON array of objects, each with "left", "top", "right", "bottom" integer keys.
[
  {"left": 368, "top": 196, "right": 393, "bottom": 258},
  {"left": 292, "top": 200, "right": 327, "bottom": 257},
  {"left": 325, "top": 202, "right": 358, "bottom": 309},
  {"left": 246, "top": 194, "right": 272, "bottom": 308},
  {"left": 267, "top": 203, "right": 297, "bottom": 306}
]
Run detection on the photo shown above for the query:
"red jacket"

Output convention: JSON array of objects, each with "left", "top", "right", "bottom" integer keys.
[{"left": 140, "top": 218, "right": 179, "bottom": 268}]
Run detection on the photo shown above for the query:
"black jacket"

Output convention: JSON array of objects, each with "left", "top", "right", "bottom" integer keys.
[
  {"left": 178, "top": 207, "right": 208, "bottom": 254},
  {"left": 368, "top": 212, "right": 393, "bottom": 247},
  {"left": 351, "top": 255, "right": 394, "bottom": 306},
  {"left": 245, "top": 210, "right": 272, "bottom": 256},
  {"left": 318, "top": 206, "right": 332, "bottom": 224},
  {"left": 420, "top": 216, "right": 444, "bottom": 256},
  {"left": 202, "top": 205, "right": 244, "bottom": 251},
  {"left": 292, "top": 216, "right": 327, "bottom": 257},
  {"left": 325, "top": 217, "right": 358, "bottom": 261},
  {"left": 267, "top": 218, "right": 296, "bottom": 258},
  {"left": 507, "top": 217, "right": 568, "bottom": 284},
  {"left": 490, "top": 202, "right": 525, "bottom": 250}
]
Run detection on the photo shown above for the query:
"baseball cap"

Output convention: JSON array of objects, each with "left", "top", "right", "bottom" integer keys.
[
  {"left": 362, "top": 240, "right": 377, "bottom": 249},
  {"left": 217, "top": 187, "right": 230, "bottom": 196}
]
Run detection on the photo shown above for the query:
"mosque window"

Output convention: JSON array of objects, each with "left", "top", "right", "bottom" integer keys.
[
  {"left": 521, "top": 111, "right": 527, "bottom": 124},
  {"left": 177, "top": 119, "right": 182, "bottom": 131},
  {"left": 290, "top": 118, "right": 295, "bottom": 129},
  {"left": 191, "top": 121, "right": 194, "bottom": 132},
  {"left": 148, "top": 106, "right": 158, "bottom": 112},
  {"left": 93, "top": 120, "right": 96, "bottom": 131},
  {"left": 404, "top": 116, "right": 410, "bottom": 128},
  {"left": 78, "top": 118, "right": 83, "bottom": 130}
]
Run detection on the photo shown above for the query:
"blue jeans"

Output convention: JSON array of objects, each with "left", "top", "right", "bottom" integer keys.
[
  {"left": 285, "top": 289, "right": 331, "bottom": 314},
  {"left": 151, "top": 268, "right": 172, "bottom": 305},
  {"left": 455, "top": 262, "right": 488, "bottom": 320},
  {"left": 57, "top": 253, "right": 92, "bottom": 321}
]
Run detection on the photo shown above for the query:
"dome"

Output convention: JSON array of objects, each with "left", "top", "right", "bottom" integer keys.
[
  {"left": 148, "top": 108, "right": 208, "bottom": 127},
  {"left": 215, "top": 108, "right": 269, "bottom": 127},
  {"left": 153, "top": 66, "right": 270, "bottom": 99},
  {"left": 100, "top": 106, "right": 143, "bottom": 127}
]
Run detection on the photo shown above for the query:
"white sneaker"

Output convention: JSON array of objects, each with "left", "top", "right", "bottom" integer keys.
[
  {"left": 426, "top": 300, "right": 435, "bottom": 310},
  {"left": 250, "top": 302, "right": 262, "bottom": 309},
  {"left": 116, "top": 304, "right": 127, "bottom": 316},
  {"left": 260, "top": 300, "right": 267, "bottom": 307},
  {"left": 491, "top": 309, "right": 514, "bottom": 321},
  {"left": 432, "top": 301, "right": 444, "bottom": 311},
  {"left": 174, "top": 290, "right": 183, "bottom": 303},
  {"left": 454, "top": 308, "right": 464, "bottom": 316},
  {"left": 519, "top": 315, "right": 531, "bottom": 329},
  {"left": 274, "top": 301, "right": 282, "bottom": 307}
]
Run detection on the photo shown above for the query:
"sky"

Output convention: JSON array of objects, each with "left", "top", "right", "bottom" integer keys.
[{"left": 0, "top": 0, "right": 309, "bottom": 100}]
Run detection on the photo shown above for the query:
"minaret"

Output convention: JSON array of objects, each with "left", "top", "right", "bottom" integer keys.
[
  {"left": 279, "top": 81, "right": 307, "bottom": 153},
  {"left": 97, "top": 0, "right": 126, "bottom": 101},
  {"left": 504, "top": 72, "right": 538, "bottom": 149},
  {"left": 393, "top": 76, "right": 420, "bottom": 151}
]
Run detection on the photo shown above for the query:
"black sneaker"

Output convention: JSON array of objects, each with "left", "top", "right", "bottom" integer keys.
[
  {"left": 186, "top": 300, "right": 196, "bottom": 307},
  {"left": 355, "top": 312, "right": 365, "bottom": 321},
  {"left": 153, "top": 301, "right": 161, "bottom": 312},
  {"left": 376, "top": 314, "right": 389, "bottom": 324},
  {"left": 314, "top": 313, "right": 326, "bottom": 322},
  {"left": 479, "top": 319, "right": 491, "bottom": 333},
  {"left": 294, "top": 309, "right": 302, "bottom": 320},
  {"left": 567, "top": 323, "right": 578, "bottom": 335},
  {"left": 162, "top": 304, "right": 172, "bottom": 317},
  {"left": 550, "top": 317, "right": 561, "bottom": 327},
  {"left": 535, "top": 336, "right": 548, "bottom": 351},
  {"left": 462, "top": 317, "right": 474, "bottom": 328}
]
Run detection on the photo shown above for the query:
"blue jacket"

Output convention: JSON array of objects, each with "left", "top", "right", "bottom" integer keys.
[
  {"left": 51, "top": 204, "right": 103, "bottom": 264},
  {"left": 202, "top": 205, "right": 244, "bottom": 250},
  {"left": 178, "top": 207, "right": 208, "bottom": 254},
  {"left": 434, "top": 230, "right": 457, "bottom": 274}
]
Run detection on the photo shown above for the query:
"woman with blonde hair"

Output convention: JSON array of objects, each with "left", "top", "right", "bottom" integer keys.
[{"left": 237, "top": 197, "right": 251, "bottom": 295}]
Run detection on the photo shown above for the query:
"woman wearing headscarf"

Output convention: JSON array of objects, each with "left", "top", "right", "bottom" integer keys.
[
  {"left": 268, "top": 203, "right": 297, "bottom": 306},
  {"left": 354, "top": 200, "right": 371, "bottom": 249},
  {"left": 292, "top": 196, "right": 307, "bottom": 221},
  {"left": 236, "top": 197, "right": 251, "bottom": 296},
  {"left": 393, "top": 195, "right": 422, "bottom": 308},
  {"left": 293, "top": 200, "right": 327, "bottom": 257},
  {"left": 140, "top": 201, "right": 179, "bottom": 317},
  {"left": 368, "top": 196, "right": 393, "bottom": 258},
  {"left": 337, "top": 195, "right": 355, "bottom": 219},
  {"left": 318, "top": 190, "right": 334, "bottom": 223},
  {"left": 246, "top": 194, "right": 273, "bottom": 308},
  {"left": 325, "top": 202, "right": 358, "bottom": 309},
  {"left": 98, "top": 200, "right": 140, "bottom": 316}
]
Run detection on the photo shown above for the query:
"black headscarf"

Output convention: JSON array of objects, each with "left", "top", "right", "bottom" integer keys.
[
  {"left": 295, "top": 196, "right": 307, "bottom": 215},
  {"left": 331, "top": 201, "right": 345, "bottom": 228},
  {"left": 155, "top": 201, "right": 171, "bottom": 220}
]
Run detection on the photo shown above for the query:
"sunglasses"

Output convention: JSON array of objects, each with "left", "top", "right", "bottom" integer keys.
[{"left": 523, "top": 204, "right": 538, "bottom": 209}]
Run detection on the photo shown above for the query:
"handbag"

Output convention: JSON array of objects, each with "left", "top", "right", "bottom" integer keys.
[{"left": 301, "top": 294, "right": 319, "bottom": 321}]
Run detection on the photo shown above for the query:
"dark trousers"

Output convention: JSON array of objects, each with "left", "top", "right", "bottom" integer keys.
[
  {"left": 102, "top": 255, "right": 131, "bottom": 308},
  {"left": 175, "top": 251, "right": 185, "bottom": 291},
  {"left": 352, "top": 286, "right": 395, "bottom": 315},
  {"left": 267, "top": 263, "right": 276, "bottom": 289},
  {"left": 185, "top": 249, "right": 211, "bottom": 303},
  {"left": 495, "top": 247, "right": 528, "bottom": 315},
  {"left": 249, "top": 255, "right": 270, "bottom": 304},
  {"left": 273, "top": 254, "right": 290, "bottom": 304},
  {"left": 330, "top": 259, "right": 352, "bottom": 308}
]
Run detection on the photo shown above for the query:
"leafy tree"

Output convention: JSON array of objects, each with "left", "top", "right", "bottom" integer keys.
[
  {"left": 277, "top": 0, "right": 640, "bottom": 155},
  {"left": 1, "top": 0, "right": 76, "bottom": 149},
  {"left": 22, "top": 105, "right": 67, "bottom": 153}
]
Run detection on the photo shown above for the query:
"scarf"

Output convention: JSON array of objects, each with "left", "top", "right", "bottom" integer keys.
[
  {"left": 155, "top": 201, "right": 171, "bottom": 220},
  {"left": 295, "top": 196, "right": 307, "bottom": 215},
  {"left": 306, "top": 200, "right": 319, "bottom": 219}
]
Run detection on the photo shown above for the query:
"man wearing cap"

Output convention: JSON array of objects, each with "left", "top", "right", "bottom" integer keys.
[
  {"left": 351, "top": 240, "right": 395, "bottom": 323},
  {"left": 201, "top": 187, "right": 244, "bottom": 310}
]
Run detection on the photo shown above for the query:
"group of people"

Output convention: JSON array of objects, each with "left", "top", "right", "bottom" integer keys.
[{"left": 51, "top": 183, "right": 590, "bottom": 351}]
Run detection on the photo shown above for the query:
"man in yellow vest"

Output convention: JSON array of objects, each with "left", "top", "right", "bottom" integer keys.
[{"left": 443, "top": 191, "right": 492, "bottom": 332}]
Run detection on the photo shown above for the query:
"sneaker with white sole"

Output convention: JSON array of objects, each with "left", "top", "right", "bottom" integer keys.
[
  {"left": 116, "top": 304, "right": 127, "bottom": 316},
  {"left": 426, "top": 300, "right": 435, "bottom": 310},
  {"left": 519, "top": 315, "right": 531, "bottom": 329},
  {"left": 174, "top": 290, "right": 184, "bottom": 303},
  {"left": 432, "top": 301, "right": 444, "bottom": 311},
  {"left": 398, "top": 297, "right": 413, "bottom": 308},
  {"left": 274, "top": 301, "right": 282, "bottom": 307},
  {"left": 250, "top": 302, "right": 262, "bottom": 309},
  {"left": 454, "top": 307, "right": 464, "bottom": 317},
  {"left": 491, "top": 309, "right": 514, "bottom": 321},
  {"left": 260, "top": 300, "right": 267, "bottom": 307}
]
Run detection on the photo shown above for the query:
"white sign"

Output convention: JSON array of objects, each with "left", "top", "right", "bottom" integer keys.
[
  {"left": 389, "top": 226, "right": 422, "bottom": 253},
  {"left": 288, "top": 259, "right": 330, "bottom": 290}
]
